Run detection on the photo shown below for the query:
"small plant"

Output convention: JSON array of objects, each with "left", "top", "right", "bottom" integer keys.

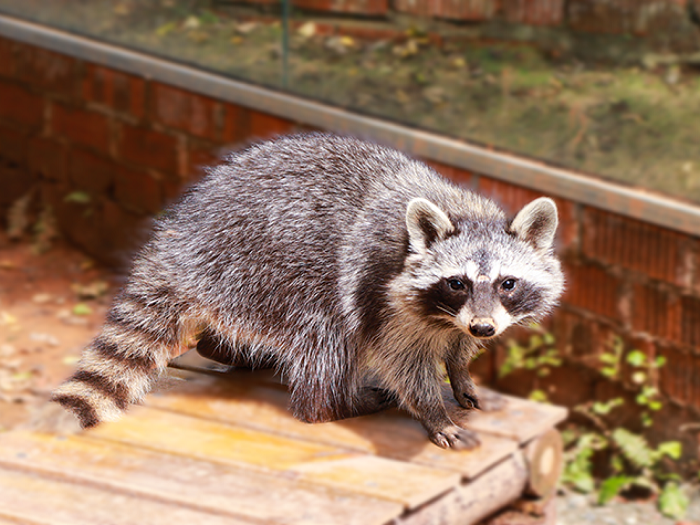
[
  {"left": 500, "top": 330, "right": 688, "bottom": 519},
  {"left": 500, "top": 324, "right": 561, "bottom": 379},
  {"left": 568, "top": 339, "right": 685, "bottom": 517}
]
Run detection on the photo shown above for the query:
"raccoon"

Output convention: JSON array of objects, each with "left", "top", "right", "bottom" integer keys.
[{"left": 52, "top": 133, "right": 564, "bottom": 449}]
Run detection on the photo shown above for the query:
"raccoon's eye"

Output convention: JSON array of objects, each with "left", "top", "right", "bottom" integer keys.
[
  {"left": 447, "top": 278, "right": 465, "bottom": 291},
  {"left": 501, "top": 278, "right": 517, "bottom": 291}
]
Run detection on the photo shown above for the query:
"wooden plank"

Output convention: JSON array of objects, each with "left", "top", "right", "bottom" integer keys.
[
  {"left": 0, "top": 466, "right": 251, "bottom": 525},
  {"left": 445, "top": 388, "right": 568, "bottom": 444},
  {"left": 0, "top": 431, "right": 402, "bottom": 525},
  {"left": 152, "top": 370, "right": 518, "bottom": 479},
  {"left": 87, "top": 406, "right": 460, "bottom": 510},
  {"left": 0, "top": 515, "right": 50, "bottom": 525}
]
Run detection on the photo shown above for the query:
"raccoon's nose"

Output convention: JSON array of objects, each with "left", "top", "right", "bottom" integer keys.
[{"left": 468, "top": 319, "right": 496, "bottom": 338}]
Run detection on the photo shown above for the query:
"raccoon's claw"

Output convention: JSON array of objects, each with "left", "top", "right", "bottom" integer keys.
[
  {"left": 430, "top": 425, "right": 480, "bottom": 450},
  {"left": 459, "top": 392, "right": 481, "bottom": 411}
]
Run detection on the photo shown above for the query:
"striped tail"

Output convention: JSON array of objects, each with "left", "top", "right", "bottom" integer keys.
[{"left": 51, "top": 287, "right": 182, "bottom": 429}]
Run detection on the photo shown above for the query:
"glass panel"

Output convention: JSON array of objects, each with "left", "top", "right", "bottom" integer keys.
[{"left": 1, "top": 0, "right": 698, "bottom": 203}]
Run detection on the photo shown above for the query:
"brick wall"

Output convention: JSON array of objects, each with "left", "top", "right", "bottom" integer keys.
[
  {"left": 1, "top": 33, "right": 699, "bottom": 452},
  {"left": 234, "top": 0, "right": 690, "bottom": 27}
]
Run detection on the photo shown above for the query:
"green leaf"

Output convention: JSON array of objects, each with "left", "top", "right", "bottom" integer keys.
[
  {"left": 592, "top": 398, "right": 623, "bottom": 415},
  {"left": 529, "top": 335, "right": 543, "bottom": 350},
  {"left": 626, "top": 350, "right": 647, "bottom": 367},
  {"left": 600, "top": 353, "right": 619, "bottom": 365},
  {"left": 612, "top": 428, "right": 653, "bottom": 469},
  {"left": 658, "top": 482, "right": 688, "bottom": 519},
  {"left": 529, "top": 389, "right": 549, "bottom": 403},
  {"left": 72, "top": 303, "right": 93, "bottom": 316},
  {"left": 64, "top": 191, "right": 91, "bottom": 204},
  {"left": 654, "top": 356, "right": 667, "bottom": 368},
  {"left": 657, "top": 441, "right": 682, "bottom": 460},
  {"left": 631, "top": 371, "right": 647, "bottom": 385},
  {"left": 601, "top": 366, "right": 618, "bottom": 378},
  {"left": 598, "top": 475, "right": 633, "bottom": 505},
  {"left": 155, "top": 21, "right": 178, "bottom": 37}
]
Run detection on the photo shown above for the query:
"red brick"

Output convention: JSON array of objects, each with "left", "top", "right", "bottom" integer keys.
[
  {"left": 0, "top": 37, "right": 14, "bottom": 78},
  {"left": 28, "top": 137, "right": 67, "bottom": 182},
  {"left": 100, "top": 198, "right": 151, "bottom": 267},
  {"left": 0, "top": 123, "right": 27, "bottom": 168},
  {"left": 68, "top": 148, "right": 116, "bottom": 195},
  {"left": 425, "top": 160, "right": 474, "bottom": 187},
  {"left": 249, "top": 110, "right": 295, "bottom": 140},
  {"left": 393, "top": 0, "right": 497, "bottom": 20},
  {"left": 567, "top": 0, "right": 688, "bottom": 35},
  {"left": 152, "top": 83, "right": 221, "bottom": 141},
  {"left": 83, "top": 64, "right": 146, "bottom": 119},
  {"left": 222, "top": 104, "right": 252, "bottom": 145},
  {"left": 680, "top": 295, "right": 700, "bottom": 348},
  {"left": 0, "top": 80, "right": 44, "bottom": 129},
  {"left": 582, "top": 207, "right": 690, "bottom": 287},
  {"left": 479, "top": 177, "right": 578, "bottom": 251},
  {"left": 631, "top": 283, "right": 682, "bottom": 343},
  {"left": 540, "top": 363, "right": 596, "bottom": 408},
  {"left": 0, "top": 163, "right": 37, "bottom": 207},
  {"left": 692, "top": 353, "right": 700, "bottom": 413},
  {"left": 117, "top": 123, "right": 179, "bottom": 174},
  {"left": 187, "top": 141, "right": 222, "bottom": 181},
  {"left": 14, "top": 43, "right": 76, "bottom": 99},
  {"left": 551, "top": 309, "right": 617, "bottom": 369},
  {"left": 478, "top": 177, "right": 541, "bottom": 214},
  {"left": 114, "top": 166, "right": 163, "bottom": 215},
  {"left": 51, "top": 103, "right": 112, "bottom": 154},
  {"left": 292, "top": 0, "right": 388, "bottom": 15},
  {"left": 500, "top": 0, "right": 564, "bottom": 25},
  {"left": 659, "top": 344, "right": 693, "bottom": 406},
  {"left": 561, "top": 262, "right": 622, "bottom": 321}
]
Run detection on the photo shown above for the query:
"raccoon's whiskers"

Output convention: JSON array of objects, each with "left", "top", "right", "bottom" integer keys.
[{"left": 434, "top": 303, "right": 457, "bottom": 317}]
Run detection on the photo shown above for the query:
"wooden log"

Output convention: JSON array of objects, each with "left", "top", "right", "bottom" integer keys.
[
  {"left": 397, "top": 451, "right": 529, "bottom": 525},
  {"left": 523, "top": 429, "right": 564, "bottom": 499}
]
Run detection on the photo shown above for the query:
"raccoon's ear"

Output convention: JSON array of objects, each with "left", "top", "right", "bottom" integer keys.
[
  {"left": 406, "top": 198, "right": 455, "bottom": 253},
  {"left": 510, "top": 197, "right": 558, "bottom": 251}
]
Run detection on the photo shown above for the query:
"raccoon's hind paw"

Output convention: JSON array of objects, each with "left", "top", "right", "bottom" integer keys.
[
  {"left": 430, "top": 425, "right": 480, "bottom": 450},
  {"left": 21, "top": 400, "right": 83, "bottom": 436}
]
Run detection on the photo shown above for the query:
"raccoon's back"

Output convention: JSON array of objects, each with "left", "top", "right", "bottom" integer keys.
[{"left": 149, "top": 135, "right": 418, "bottom": 326}]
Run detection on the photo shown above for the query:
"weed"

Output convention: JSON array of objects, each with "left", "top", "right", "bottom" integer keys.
[{"left": 500, "top": 330, "right": 688, "bottom": 519}]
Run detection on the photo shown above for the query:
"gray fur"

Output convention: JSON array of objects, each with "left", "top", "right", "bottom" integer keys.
[{"left": 52, "top": 133, "right": 564, "bottom": 449}]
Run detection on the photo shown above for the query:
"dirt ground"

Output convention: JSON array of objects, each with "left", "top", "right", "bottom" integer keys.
[
  {"left": 0, "top": 231, "right": 114, "bottom": 431},
  {"left": 1, "top": 232, "right": 699, "bottom": 524}
]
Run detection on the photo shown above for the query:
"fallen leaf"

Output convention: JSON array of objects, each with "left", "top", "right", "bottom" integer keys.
[{"left": 72, "top": 304, "right": 93, "bottom": 316}]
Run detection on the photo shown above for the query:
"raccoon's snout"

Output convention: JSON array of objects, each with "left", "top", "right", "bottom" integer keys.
[{"left": 468, "top": 318, "right": 496, "bottom": 339}]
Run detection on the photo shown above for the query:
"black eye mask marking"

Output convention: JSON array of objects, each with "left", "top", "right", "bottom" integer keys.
[
  {"left": 417, "top": 277, "right": 471, "bottom": 317},
  {"left": 499, "top": 279, "right": 544, "bottom": 316}
]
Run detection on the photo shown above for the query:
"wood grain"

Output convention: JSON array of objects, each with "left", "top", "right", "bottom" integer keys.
[{"left": 0, "top": 431, "right": 402, "bottom": 525}]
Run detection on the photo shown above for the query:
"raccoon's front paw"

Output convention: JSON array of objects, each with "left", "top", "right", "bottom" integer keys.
[{"left": 430, "top": 425, "right": 480, "bottom": 450}]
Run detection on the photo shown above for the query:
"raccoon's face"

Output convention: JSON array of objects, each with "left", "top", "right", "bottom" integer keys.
[{"left": 399, "top": 197, "right": 564, "bottom": 340}]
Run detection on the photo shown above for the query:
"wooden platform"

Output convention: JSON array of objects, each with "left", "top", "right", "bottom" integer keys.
[{"left": 0, "top": 353, "right": 567, "bottom": 525}]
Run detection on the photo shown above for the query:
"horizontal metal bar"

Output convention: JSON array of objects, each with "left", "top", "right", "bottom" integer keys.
[{"left": 1, "top": 13, "right": 699, "bottom": 236}]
